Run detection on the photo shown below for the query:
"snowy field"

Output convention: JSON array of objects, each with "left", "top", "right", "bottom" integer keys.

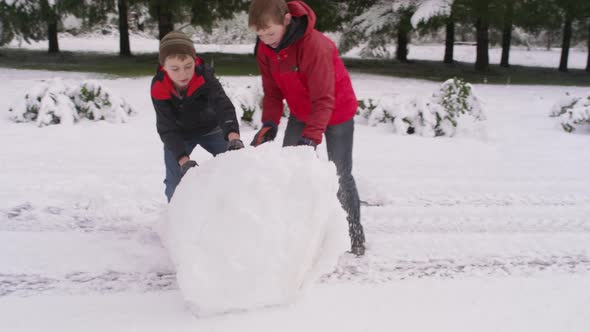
[
  {"left": 6, "top": 33, "right": 589, "bottom": 70},
  {"left": 0, "top": 65, "right": 589, "bottom": 331}
]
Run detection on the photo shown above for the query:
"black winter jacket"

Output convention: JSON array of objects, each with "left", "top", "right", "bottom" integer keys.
[{"left": 150, "top": 59, "right": 239, "bottom": 161}]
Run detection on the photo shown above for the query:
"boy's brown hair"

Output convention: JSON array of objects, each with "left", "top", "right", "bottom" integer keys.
[{"left": 248, "top": 0, "right": 289, "bottom": 29}]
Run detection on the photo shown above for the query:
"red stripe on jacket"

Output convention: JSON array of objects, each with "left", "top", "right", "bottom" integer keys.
[{"left": 151, "top": 57, "right": 205, "bottom": 101}]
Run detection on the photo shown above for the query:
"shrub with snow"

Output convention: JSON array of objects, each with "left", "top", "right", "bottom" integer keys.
[
  {"left": 8, "top": 78, "right": 136, "bottom": 127},
  {"left": 223, "top": 81, "right": 289, "bottom": 129},
  {"left": 226, "top": 83, "right": 264, "bottom": 129},
  {"left": 161, "top": 145, "right": 348, "bottom": 316},
  {"left": 356, "top": 78, "right": 485, "bottom": 137},
  {"left": 433, "top": 77, "right": 485, "bottom": 121},
  {"left": 549, "top": 94, "right": 590, "bottom": 133},
  {"left": 71, "top": 81, "right": 135, "bottom": 123}
]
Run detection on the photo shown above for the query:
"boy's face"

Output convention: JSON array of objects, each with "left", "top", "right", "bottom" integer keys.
[
  {"left": 164, "top": 56, "right": 195, "bottom": 89},
  {"left": 253, "top": 14, "right": 291, "bottom": 49}
]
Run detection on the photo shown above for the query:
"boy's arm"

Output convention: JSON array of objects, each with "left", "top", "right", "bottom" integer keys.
[
  {"left": 152, "top": 97, "right": 188, "bottom": 162},
  {"left": 299, "top": 36, "right": 336, "bottom": 144},
  {"left": 203, "top": 65, "right": 240, "bottom": 139},
  {"left": 257, "top": 49, "right": 284, "bottom": 126}
]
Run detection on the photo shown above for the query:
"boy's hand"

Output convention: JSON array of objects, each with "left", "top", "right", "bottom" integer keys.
[
  {"left": 227, "top": 139, "right": 245, "bottom": 151},
  {"left": 250, "top": 122, "right": 278, "bottom": 146},
  {"left": 228, "top": 132, "right": 240, "bottom": 141},
  {"left": 180, "top": 160, "right": 198, "bottom": 176},
  {"left": 178, "top": 155, "right": 190, "bottom": 166}
]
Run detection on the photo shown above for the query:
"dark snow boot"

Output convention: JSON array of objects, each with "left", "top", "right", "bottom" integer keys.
[
  {"left": 349, "top": 223, "right": 366, "bottom": 256},
  {"left": 350, "top": 243, "right": 365, "bottom": 256}
]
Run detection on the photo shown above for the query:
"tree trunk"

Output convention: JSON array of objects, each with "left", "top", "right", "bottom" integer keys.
[
  {"left": 395, "top": 20, "right": 410, "bottom": 62},
  {"left": 396, "top": 24, "right": 409, "bottom": 62},
  {"left": 586, "top": 21, "right": 589, "bottom": 73},
  {"left": 559, "top": 12, "right": 572, "bottom": 72},
  {"left": 475, "top": 16, "right": 489, "bottom": 72},
  {"left": 444, "top": 16, "right": 455, "bottom": 64},
  {"left": 118, "top": 0, "right": 131, "bottom": 56},
  {"left": 500, "top": 1, "right": 513, "bottom": 67},
  {"left": 47, "top": 20, "right": 59, "bottom": 53},
  {"left": 156, "top": 3, "right": 174, "bottom": 40}
]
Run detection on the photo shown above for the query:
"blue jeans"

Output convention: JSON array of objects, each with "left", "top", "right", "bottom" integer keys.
[
  {"left": 164, "top": 128, "right": 227, "bottom": 202},
  {"left": 283, "top": 116, "right": 365, "bottom": 247}
]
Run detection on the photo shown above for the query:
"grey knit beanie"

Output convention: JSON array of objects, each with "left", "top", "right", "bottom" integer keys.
[{"left": 159, "top": 31, "right": 197, "bottom": 65}]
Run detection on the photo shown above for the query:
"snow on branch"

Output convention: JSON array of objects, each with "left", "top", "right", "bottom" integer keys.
[{"left": 411, "top": 0, "right": 453, "bottom": 28}]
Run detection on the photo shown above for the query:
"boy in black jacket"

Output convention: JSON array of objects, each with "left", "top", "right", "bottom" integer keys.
[{"left": 151, "top": 31, "right": 244, "bottom": 202}]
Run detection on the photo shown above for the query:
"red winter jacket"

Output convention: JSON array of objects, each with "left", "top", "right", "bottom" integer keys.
[{"left": 255, "top": 0, "right": 358, "bottom": 144}]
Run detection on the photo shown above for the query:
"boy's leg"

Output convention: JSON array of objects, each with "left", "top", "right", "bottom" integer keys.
[
  {"left": 198, "top": 127, "right": 228, "bottom": 156},
  {"left": 324, "top": 119, "right": 365, "bottom": 254},
  {"left": 163, "top": 138, "right": 200, "bottom": 202},
  {"left": 282, "top": 115, "right": 305, "bottom": 147}
]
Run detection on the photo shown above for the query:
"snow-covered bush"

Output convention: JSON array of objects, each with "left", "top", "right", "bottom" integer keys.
[
  {"left": 368, "top": 97, "right": 398, "bottom": 127},
  {"left": 71, "top": 81, "right": 135, "bottom": 123},
  {"left": 226, "top": 83, "right": 263, "bottom": 129},
  {"left": 356, "top": 98, "right": 379, "bottom": 122},
  {"left": 8, "top": 78, "right": 136, "bottom": 127},
  {"left": 549, "top": 94, "right": 590, "bottom": 133},
  {"left": 433, "top": 78, "right": 485, "bottom": 121},
  {"left": 223, "top": 81, "right": 289, "bottom": 130},
  {"left": 9, "top": 79, "right": 78, "bottom": 126},
  {"left": 356, "top": 77, "right": 485, "bottom": 137}
]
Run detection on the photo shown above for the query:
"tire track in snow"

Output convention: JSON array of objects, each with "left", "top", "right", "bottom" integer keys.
[
  {"left": 0, "top": 202, "right": 159, "bottom": 235},
  {"left": 0, "top": 271, "right": 176, "bottom": 297},
  {"left": 1, "top": 195, "right": 590, "bottom": 296},
  {"left": 361, "top": 193, "right": 590, "bottom": 208},
  {"left": 321, "top": 254, "right": 590, "bottom": 283},
  {"left": 364, "top": 214, "right": 590, "bottom": 234},
  {"left": 3, "top": 253, "right": 590, "bottom": 297}
]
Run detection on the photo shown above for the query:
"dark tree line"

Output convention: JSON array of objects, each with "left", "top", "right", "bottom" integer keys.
[
  {"left": 341, "top": 0, "right": 589, "bottom": 72},
  {"left": 1, "top": 0, "right": 588, "bottom": 72}
]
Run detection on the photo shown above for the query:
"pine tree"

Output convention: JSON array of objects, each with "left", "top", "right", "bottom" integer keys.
[
  {"left": 0, "top": 1, "right": 15, "bottom": 46},
  {"left": 553, "top": 0, "right": 588, "bottom": 72},
  {"left": 339, "top": 0, "right": 421, "bottom": 61},
  {"left": 499, "top": 0, "right": 514, "bottom": 67},
  {"left": 186, "top": 0, "right": 247, "bottom": 33},
  {"left": 410, "top": 0, "right": 456, "bottom": 63},
  {"left": 557, "top": 0, "right": 574, "bottom": 72},
  {"left": 444, "top": 11, "right": 455, "bottom": 63},
  {"left": 454, "top": 0, "right": 504, "bottom": 72},
  {"left": 303, "top": 0, "right": 346, "bottom": 32},
  {"left": 396, "top": 7, "right": 414, "bottom": 62},
  {"left": 587, "top": 19, "right": 590, "bottom": 73},
  {"left": 516, "top": 0, "right": 561, "bottom": 50},
  {"left": 118, "top": 0, "right": 131, "bottom": 56},
  {"left": 472, "top": 0, "right": 490, "bottom": 72},
  {"left": 1, "top": 0, "right": 86, "bottom": 53},
  {"left": 144, "top": 0, "right": 247, "bottom": 40}
]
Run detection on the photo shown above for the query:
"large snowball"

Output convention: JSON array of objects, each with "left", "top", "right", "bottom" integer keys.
[{"left": 162, "top": 145, "right": 348, "bottom": 316}]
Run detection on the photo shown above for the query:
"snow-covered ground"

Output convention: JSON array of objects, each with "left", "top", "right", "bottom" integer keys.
[
  {"left": 0, "top": 67, "right": 589, "bottom": 331},
  {"left": 6, "top": 33, "right": 589, "bottom": 69}
]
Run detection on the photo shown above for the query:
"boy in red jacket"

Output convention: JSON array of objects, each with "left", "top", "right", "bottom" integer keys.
[{"left": 248, "top": 0, "right": 365, "bottom": 256}]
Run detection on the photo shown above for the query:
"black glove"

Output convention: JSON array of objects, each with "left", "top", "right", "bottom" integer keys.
[
  {"left": 250, "top": 122, "right": 278, "bottom": 146},
  {"left": 227, "top": 139, "right": 245, "bottom": 151},
  {"left": 297, "top": 136, "right": 318, "bottom": 148},
  {"left": 180, "top": 160, "right": 198, "bottom": 176}
]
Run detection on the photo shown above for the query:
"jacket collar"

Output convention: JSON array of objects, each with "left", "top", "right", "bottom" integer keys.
[{"left": 151, "top": 57, "right": 205, "bottom": 100}]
